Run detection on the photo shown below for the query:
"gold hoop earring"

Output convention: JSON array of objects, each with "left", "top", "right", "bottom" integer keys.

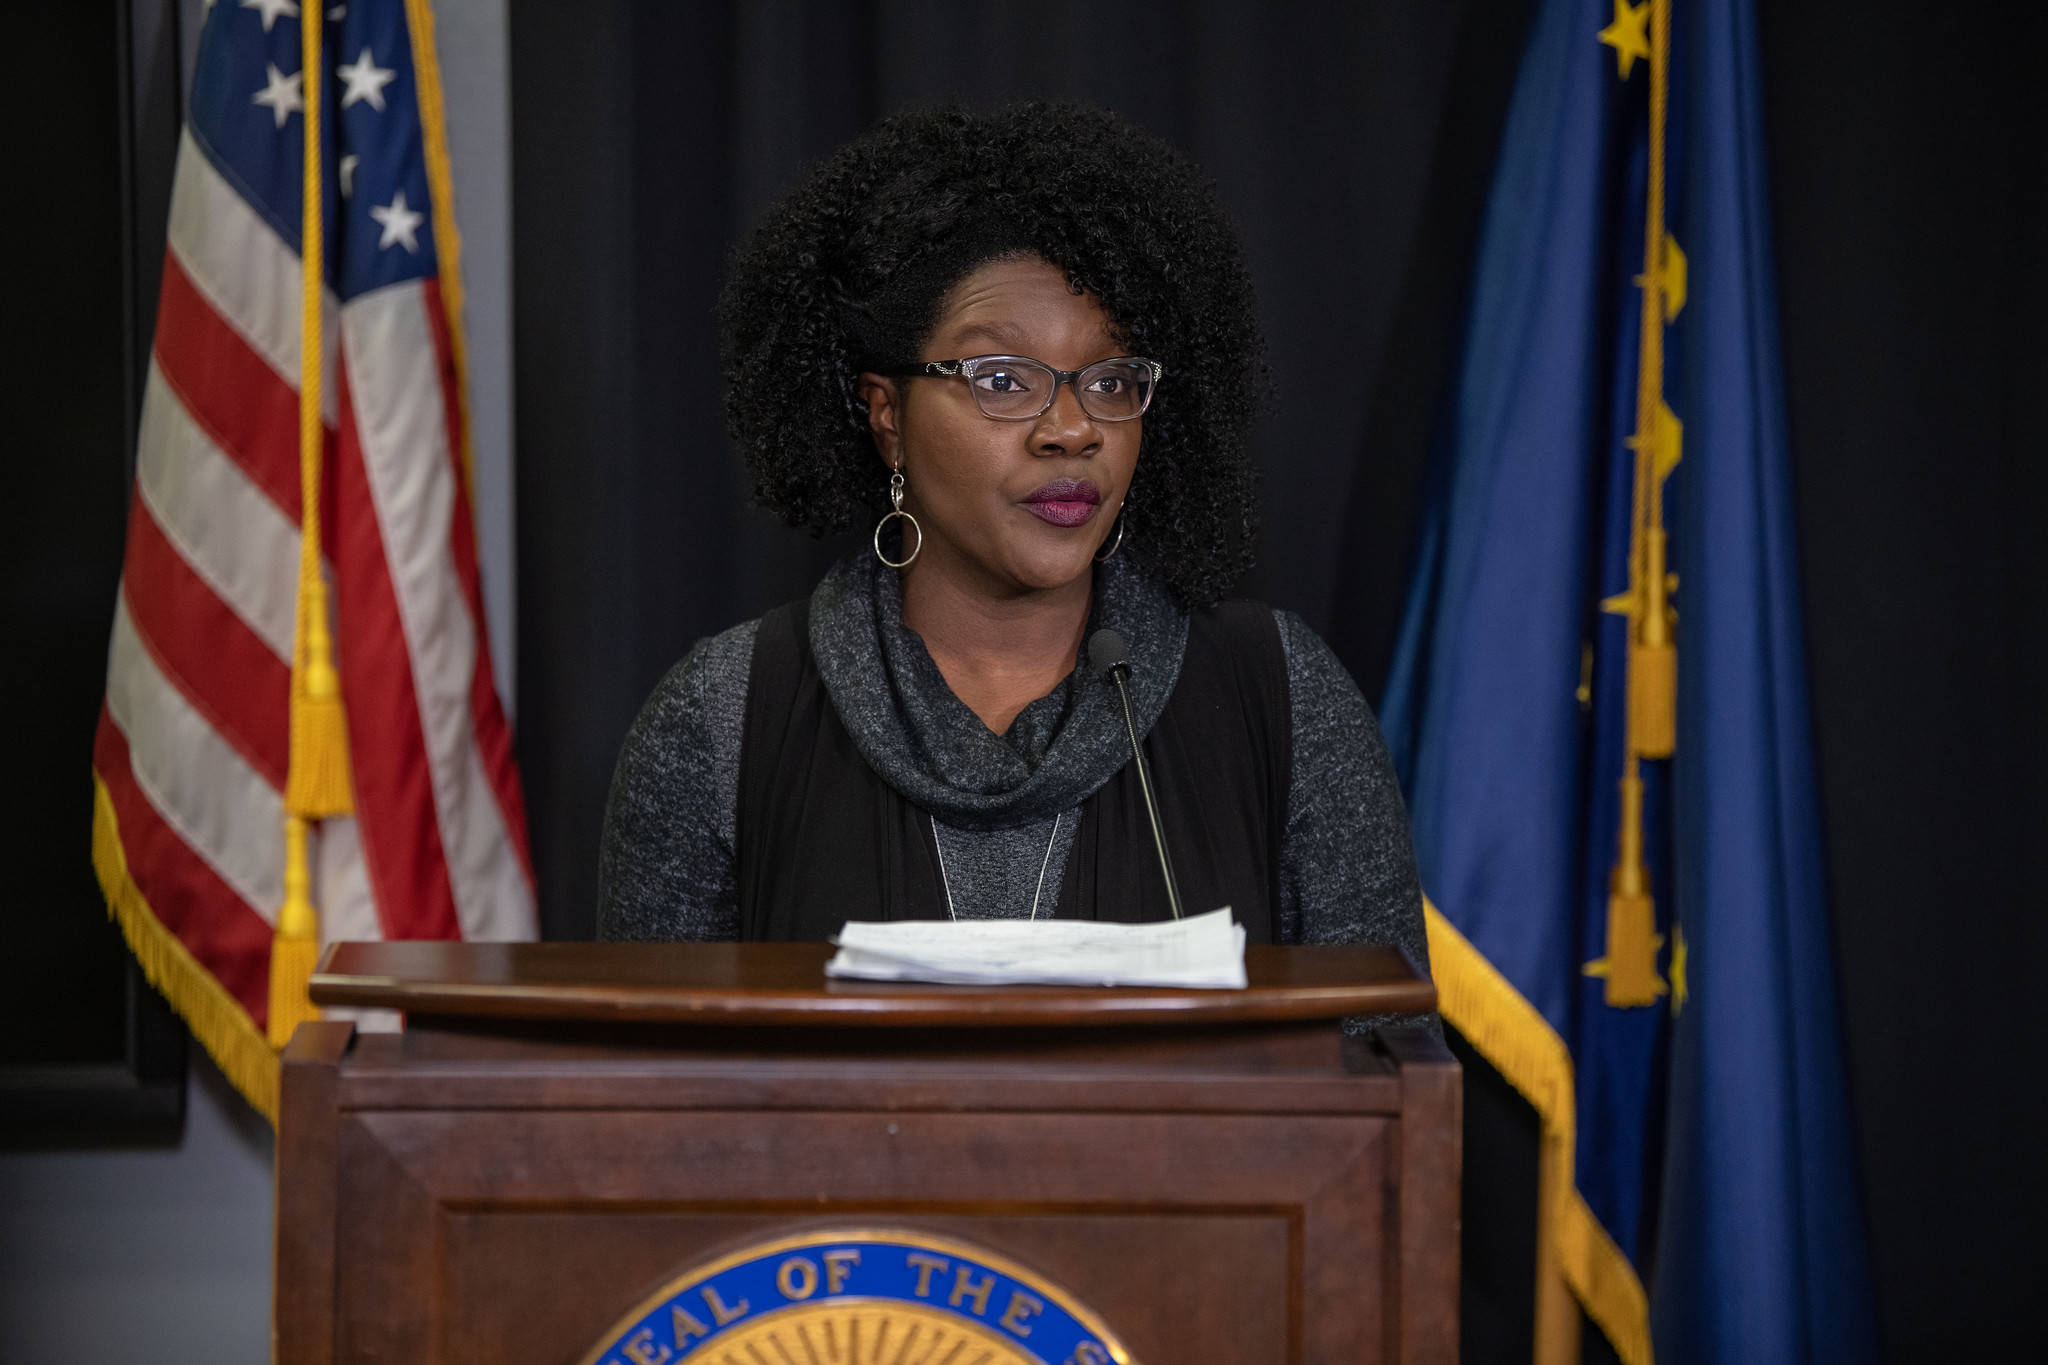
[
  {"left": 1094, "top": 506, "right": 1126, "bottom": 562},
  {"left": 873, "top": 469, "right": 922, "bottom": 569}
]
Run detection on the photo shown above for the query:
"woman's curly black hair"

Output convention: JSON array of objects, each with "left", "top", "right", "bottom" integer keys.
[{"left": 716, "top": 101, "right": 1266, "bottom": 608}]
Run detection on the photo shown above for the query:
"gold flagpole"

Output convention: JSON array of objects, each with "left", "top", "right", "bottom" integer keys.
[
  {"left": 271, "top": 6, "right": 355, "bottom": 1049},
  {"left": 1589, "top": 0, "right": 1683, "bottom": 1011}
]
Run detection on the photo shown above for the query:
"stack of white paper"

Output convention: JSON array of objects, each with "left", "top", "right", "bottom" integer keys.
[{"left": 824, "top": 906, "right": 1248, "bottom": 989}]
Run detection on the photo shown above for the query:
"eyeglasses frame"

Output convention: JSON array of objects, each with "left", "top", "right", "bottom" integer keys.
[{"left": 889, "top": 354, "right": 1165, "bottom": 422}]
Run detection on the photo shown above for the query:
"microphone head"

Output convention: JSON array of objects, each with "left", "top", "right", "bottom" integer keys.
[{"left": 1087, "top": 628, "right": 1131, "bottom": 679}]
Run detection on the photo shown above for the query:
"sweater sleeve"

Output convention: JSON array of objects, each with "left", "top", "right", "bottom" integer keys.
[
  {"left": 595, "top": 620, "right": 758, "bottom": 941},
  {"left": 1272, "top": 609, "right": 1430, "bottom": 978}
]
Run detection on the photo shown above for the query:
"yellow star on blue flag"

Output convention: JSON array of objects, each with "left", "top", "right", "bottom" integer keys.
[{"left": 1599, "top": 0, "right": 1652, "bottom": 79}]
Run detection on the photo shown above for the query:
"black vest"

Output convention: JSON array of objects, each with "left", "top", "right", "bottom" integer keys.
[{"left": 736, "top": 601, "right": 1292, "bottom": 943}]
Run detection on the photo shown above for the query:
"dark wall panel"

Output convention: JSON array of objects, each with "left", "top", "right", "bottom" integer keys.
[{"left": 1, "top": 0, "right": 190, "bottom": 1142}]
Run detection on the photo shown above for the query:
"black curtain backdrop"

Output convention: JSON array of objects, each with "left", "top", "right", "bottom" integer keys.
[
  {"left": 509, "top": 0, "right": 1531, "bottom": 931},
  {"left": 510, "top": 2, "right": 2046, "bottom": 1360},
  {"left": 1760, "top": 3, "right": 2047, "bottom": 1357}
]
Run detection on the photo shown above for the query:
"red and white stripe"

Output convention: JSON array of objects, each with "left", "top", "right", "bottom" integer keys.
[{"left": 95, "top": 128, "right": 535, "bottom": 1035}]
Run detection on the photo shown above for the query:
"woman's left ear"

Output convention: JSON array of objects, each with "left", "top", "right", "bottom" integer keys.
[{"left": 855, "top": 373, "right": 902, "bottom": 466}]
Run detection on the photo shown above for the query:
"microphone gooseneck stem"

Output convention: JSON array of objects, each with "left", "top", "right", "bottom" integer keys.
[{"left": 1109, "top": 665, "right": 1184, "bottom": 921}]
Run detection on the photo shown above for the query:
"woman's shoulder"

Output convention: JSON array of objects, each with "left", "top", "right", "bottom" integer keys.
[
  {"left": 1197, "top": 602, "right": 1393, "bottom": 784},
  {"left": 621, "top": 617, "right": 762, "bottom": 771},
  {"left": 1190, "top": 600, "right": 1365, "bottom": 707},
  {"left": 656, "top": 616, "right": 760, "bottom": 700},
  {"left": 598, "top": 618, "right": 763, "bottom": 942},
  {"left": 1263, "top": 607, "right": 1365, "bottom": 701}
]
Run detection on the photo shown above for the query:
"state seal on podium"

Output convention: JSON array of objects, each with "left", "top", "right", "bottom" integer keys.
[{"left": 579, "top": 1228, "right": 1133, "bottom": 1365}]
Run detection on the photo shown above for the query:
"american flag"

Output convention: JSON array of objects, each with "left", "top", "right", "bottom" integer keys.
[{"left": 91, "top": 0, "right": 535, "bottom": 1119}]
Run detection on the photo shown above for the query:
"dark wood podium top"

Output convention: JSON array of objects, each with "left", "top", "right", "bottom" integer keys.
[{"left": 311, "top": 940, "right": 1435, "bottom": 1028}]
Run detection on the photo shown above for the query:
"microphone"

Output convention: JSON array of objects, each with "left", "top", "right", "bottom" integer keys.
[{"left": 1088, "top": 629, "right": 1185, "bottom": 921}]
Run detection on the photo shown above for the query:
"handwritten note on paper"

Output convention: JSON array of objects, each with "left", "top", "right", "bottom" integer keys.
[{"left": 824, "top": 907, "right": 1248, "bottom": 989}]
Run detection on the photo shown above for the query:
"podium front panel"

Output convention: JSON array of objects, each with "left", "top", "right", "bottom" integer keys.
[{"left": 278, "top": 956, "right": 1456, "bottom": 1364}]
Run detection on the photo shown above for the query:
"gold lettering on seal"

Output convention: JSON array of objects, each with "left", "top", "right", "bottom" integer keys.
[
  {"left": 670, "top": 1304, "right": 710, "bottom": 1345},
  {"left": 702, "top": 1285, "right": 748, "bottom": 1326},
  {"left": 776, "top": 1256, "right": 820, "bottom": 1300},
  {"left": 906, "top": 1252, "right": 950, "bottom": 1298},
  {"left": 1065, "top": 1346, "right": 1110, "bottom": 1365},
  {"left": 618, "top": 1327, "right": 671, "bottom": 1365},
  {"left": 999, "top": 1289, "right": 1045, "bottom": 1337},
  {"left": 949, "top": 1266, "right": 996, "bottom": 1316},
  {"left": 823, "top": 1248, "right": 860, "bottom": 1294}
]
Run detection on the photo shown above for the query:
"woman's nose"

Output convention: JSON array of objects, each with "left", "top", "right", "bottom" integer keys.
[{"left": 1032, "top": 381, "right": 1101, "bottom": 455}]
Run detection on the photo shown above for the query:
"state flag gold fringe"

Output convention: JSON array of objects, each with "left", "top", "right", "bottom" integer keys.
[{"left": 1425, "top": 901, "right": 1655, "bottom": 1365}]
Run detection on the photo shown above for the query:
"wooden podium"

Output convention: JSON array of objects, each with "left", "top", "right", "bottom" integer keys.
[{"left": 278, "top": 943, "right": 1457, "bottom": 1364}]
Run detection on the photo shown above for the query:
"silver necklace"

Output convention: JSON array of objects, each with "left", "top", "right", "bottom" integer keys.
[{"left": 930, "top": 812, "right": 1062, "bottom": 921}]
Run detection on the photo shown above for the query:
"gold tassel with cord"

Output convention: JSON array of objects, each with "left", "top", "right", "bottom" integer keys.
[
  {"left": 267, "top": 815, "right": 323, "bottom": 1049},
  {"left": 285, "top": 0, "right": 351, "bottom": 823},
  {"left": 286, "top": 572, "right": 354, "bottom": 817},
  {"left": 1590, "top": 770, "right": 1667, "bottom": 1007},
  {"left": 1628, "top": 526, "right": 1677, "bottom": 759}
]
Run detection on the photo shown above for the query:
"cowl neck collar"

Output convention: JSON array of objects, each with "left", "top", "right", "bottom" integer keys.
[{"left": 808, "top": 552, "right": 1188, "bottom": 830}]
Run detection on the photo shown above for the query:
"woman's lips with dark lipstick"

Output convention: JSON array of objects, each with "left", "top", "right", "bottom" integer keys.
[{"left": 1021, "top": 479, "right": 1102, "bottom": 527}]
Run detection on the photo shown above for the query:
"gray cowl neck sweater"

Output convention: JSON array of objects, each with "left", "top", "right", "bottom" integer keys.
[{"left": 808, "top": 550, "right": 1187, "bottom": 832}]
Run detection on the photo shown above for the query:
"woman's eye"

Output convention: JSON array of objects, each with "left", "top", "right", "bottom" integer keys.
[
  {"left": 1087, "top": 374, "right": 1127, "bottom": 395},
  {"left": 977, "top": 368, "right": 1032, "bottom": 394}
]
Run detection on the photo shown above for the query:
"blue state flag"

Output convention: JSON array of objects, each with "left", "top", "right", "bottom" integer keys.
[{"left": 1379, "top": 2, "right": 1874, "bottom": 1360}]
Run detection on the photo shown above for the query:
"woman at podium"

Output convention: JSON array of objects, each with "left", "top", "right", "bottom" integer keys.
[{"left": 597, "top": 103, "right": 1426, "bottom": 970}]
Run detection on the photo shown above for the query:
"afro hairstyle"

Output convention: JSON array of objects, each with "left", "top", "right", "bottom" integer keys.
[{"left": 715, "top": 101, "right": 1266, "bottom": 608}]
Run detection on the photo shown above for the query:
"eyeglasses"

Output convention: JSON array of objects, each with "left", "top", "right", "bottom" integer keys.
[{"left": 892, "top": 355, "right": 1163, "bottom": 422}]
